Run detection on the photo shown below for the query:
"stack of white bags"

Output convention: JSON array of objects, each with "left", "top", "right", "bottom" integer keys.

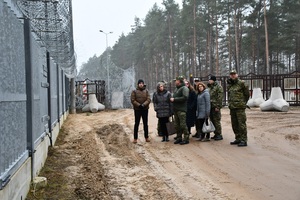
[
  {"left": 247, "top": 87, "right": 289, "bottom": 112},
  {"left": 82, "top": 94, "right": 105, "bottom": 113}
]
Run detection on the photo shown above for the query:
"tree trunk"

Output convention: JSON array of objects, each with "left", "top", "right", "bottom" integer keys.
[
  {"left": 193, "top": 0, "right": 197, "bottom": 77},
  {"left": 227, "top": 0, "right": 232, "bottom": 72},
  {"left": 168, "top": 14, "right": 175, "bottom": 81},
  {"left": 252, "top": 27, "right": 256, "bottom": 74},
  {"left": 215, "top": 14, "right": 219, "bottom": 76},
  {"left": 296, "top": 35, "right": 300, "bottom": 71},
  {"left": 264, "top": 0, "right": 270, "bottom": 74},
  {"left": 234, "top": 0, "right": 240, "bottom": 72},
  {"left": 257, "top": 0, "right": 262, "bottom": 74},
  {"left": 206, "top": 29, "right": 210, "bottom": 75}
]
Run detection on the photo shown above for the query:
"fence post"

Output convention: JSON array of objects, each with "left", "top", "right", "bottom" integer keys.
[
  {"left": 70, "top": 78, "right": 76, "bottom": 114},
  {"left": 24, "top": 17, "right": 34, "bottom": 181},
  {"left": 57, "top": 64, "right": 60, "bottom": 123},
  {"left": 46, "top": 51, "right": 53, "bottom": 146}
]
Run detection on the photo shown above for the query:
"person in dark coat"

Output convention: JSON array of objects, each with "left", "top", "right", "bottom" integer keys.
[
  {"left": 153, "top": 82, "right": 173, "bottom": 142},
  {"left": 185, "top": 80, "right": 197, "bottom": 136},
  {"left": 131, "top": 79, "right": 151, "bottom": 143},
  {"left": 195, "top": 82, "right": 211, "bottom": 141}
]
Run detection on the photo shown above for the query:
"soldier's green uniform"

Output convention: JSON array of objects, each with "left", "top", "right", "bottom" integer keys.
[
  {"left": 172, "top": 78, "right": 189, "bottom": 144},
  {"left": 227, "top": 73, "right": 250, "bottom": 145},
  {"left": 208, "top": 80, "right": 223, "bottom": 139}
]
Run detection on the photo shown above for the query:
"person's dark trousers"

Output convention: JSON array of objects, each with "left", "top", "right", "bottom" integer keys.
[
  {"left": 196, "top": 118, "right": 209, "bottom": 139},
  {"left": 159, "top": 117, "right": 169, "bottom": 140},
  {"left": 134, "top": 109, "right": 149, "bottom": 140}
]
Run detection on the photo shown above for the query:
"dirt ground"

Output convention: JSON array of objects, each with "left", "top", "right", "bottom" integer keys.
[{"left": 27, "top": 105, "right": 300, "bottom": 200}]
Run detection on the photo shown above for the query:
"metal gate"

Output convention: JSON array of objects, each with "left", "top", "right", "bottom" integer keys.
[
  {"left": 75, "top": 78, "right": 106, "bottom": 109},
  {"left": 192, "top": 71, "right": 300, "bottom": 106}
]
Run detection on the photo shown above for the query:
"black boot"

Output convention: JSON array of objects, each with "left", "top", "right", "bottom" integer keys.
[
  {"left": 161, "top": 136, "right": 166, "bottom": 142},
  {"left": 199, "top": 133, "right": 205, "bottom": 140},
  {"left": 165, "top": 135, "right": 169, "bottom": 142}
]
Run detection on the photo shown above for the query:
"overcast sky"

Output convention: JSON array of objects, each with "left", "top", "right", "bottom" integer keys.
[{"left": 72, "top": 0, "right": 182, "bottom": 69}]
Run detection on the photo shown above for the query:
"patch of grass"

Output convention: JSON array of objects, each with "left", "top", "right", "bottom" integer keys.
[
  {"left": 86, "top": 112, "right": 92, "bottom": 116},
  {"left": 26, "top": 128, "right": 77, "bottom": 200}
]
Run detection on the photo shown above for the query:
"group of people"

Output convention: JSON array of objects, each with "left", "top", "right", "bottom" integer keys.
[{"left": 130, "top": 70, "right": 250, "bottom": 147}]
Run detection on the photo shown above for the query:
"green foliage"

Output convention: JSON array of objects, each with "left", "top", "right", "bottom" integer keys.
[{"left": 78, "top": 0, "right": 300, "bottom": 88}]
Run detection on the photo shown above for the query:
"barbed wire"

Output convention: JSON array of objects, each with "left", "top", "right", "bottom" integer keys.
[{"left": 17, "top": 0, "right": 76, "bottom": 78}]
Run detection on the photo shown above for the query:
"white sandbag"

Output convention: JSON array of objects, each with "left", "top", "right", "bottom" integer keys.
[
  {"left": 247, "top": 99, "right": 254, "bottom": 107},
  {"left": 82, "top": 94, "right": 105, "bottom": 112},
  {"left": 82, "top": 104, "right": 90, "bottom": 112},
  {"left": 98, "top": 103, "right": 105, "bottom": 111},
  {"left": 89, "top": 94, "right": 99, "bottom": 113},
  {"left": 260, "top": 87, "right": 289, "bottom": 112},
  {"left": 247, "top": 88, "right": 265, "bottom": 107},
  {"left": 273, "top": 99, "right": 289, "bottom": 112},
  {"left": 260, "top": 99, "right": 274, "bottom": 111}
]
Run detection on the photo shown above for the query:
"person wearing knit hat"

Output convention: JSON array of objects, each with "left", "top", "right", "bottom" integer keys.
[
  {"left": 208, "top": 75, "right": 224, "bottom": 141},
  {"left": 209, "top": 75, "right": 217, "bottom": 82},
  {"left": 131, "top": 79, "right": 151, "bottom": 143},
  {"left": 137, "top": 79, "right": 144, "bottom": 85}
]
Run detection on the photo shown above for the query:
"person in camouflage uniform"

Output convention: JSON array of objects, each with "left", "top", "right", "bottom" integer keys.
[
  {"left": 208, "top": 75, "right": 224, "bottom": 141},
  {"left": 170, "top": 76, "right": 190, "bottom": 145},
  {"left": 227, "top": 70, "right": 250, "bottom": 147}
]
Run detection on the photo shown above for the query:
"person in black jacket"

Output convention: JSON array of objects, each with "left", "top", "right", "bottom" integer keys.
[
  {"left": 153, "top": 82, "right": 173, "bottom": 142},
  {"left": 185, "top": 80, "right": 197, "bottom": 136}
]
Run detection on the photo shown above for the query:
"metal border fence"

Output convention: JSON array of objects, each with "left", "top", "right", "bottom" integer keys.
[
  {"left": 0, "top": 0, "right": 72, "bottom": 193},
  {"left": 191, "top": 71, "right": 300, "bottom": 106}
]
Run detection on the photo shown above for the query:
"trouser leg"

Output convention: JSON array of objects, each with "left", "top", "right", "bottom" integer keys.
[
  {"left": 210, "top": 109, "right": 222, "bottom": 136},
  {"left": 235, "top": 109, "right": 247, "bottom": 142},
  {"left": 134, "top": 110, "right": 142, "bottom": 140},
  {"left": 141, "top": 109, "right": 149, "bottom": 138},
  {"left": 196, "top": 118, "right": 205, "bottom": 139},
  {"left": 230, "top": 109, "right": 241, "bottom": 141}
]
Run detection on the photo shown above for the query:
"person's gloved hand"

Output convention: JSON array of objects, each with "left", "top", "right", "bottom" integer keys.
[
  {"left": 227, "top": 78, "right": 233, "bottom": 84},
  {"left": 139, "top": 104, "right": 144, "bottom": 109}
]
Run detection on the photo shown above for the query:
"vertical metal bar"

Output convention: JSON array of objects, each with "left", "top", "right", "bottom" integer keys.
[
  {"left": 70, "top": 78, "right": 76, "bottom": 114},
  {"left": 61, "top": 70, "right": 65, "bottom": 113},
  {"left": 57, "top": 64, "right": 60, "bottom": 122},
  {"left": 46, "top": 51, "right": 52, "bottom": 146},
  {"left": 24, "top": 18, "right": 34, "bottom": 181}
]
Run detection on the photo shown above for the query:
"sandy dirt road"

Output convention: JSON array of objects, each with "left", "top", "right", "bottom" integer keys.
[{"left": 38, "top": 106, "right": 300, "bottom": 200}]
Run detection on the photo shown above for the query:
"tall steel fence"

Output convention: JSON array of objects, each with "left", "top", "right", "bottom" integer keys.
[
  {"left": 192, "top": 71, "right": 300, "bottom": 106},
  {"left": 0, "top": 0, "right": 73, "bottom": 190}
]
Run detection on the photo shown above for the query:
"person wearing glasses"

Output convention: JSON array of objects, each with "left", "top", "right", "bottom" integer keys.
[{"left": 195, "top": 82, "right": 211, "bottom": 142}]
